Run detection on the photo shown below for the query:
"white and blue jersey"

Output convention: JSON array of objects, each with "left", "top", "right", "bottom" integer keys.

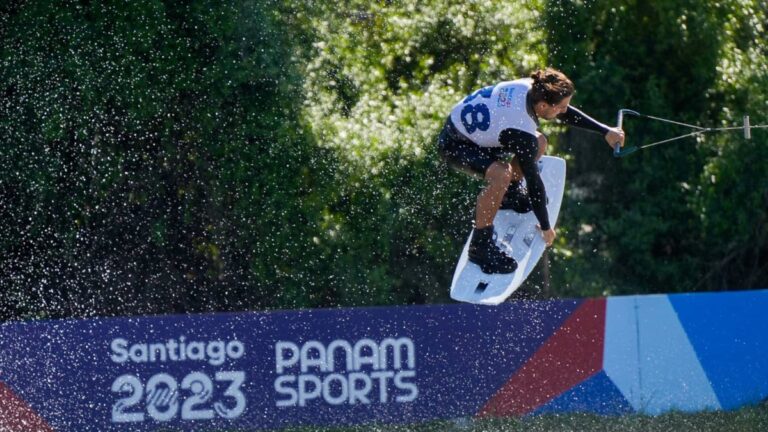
[{"left": 449, "top": 78, "right": 538, "bottom": 148}]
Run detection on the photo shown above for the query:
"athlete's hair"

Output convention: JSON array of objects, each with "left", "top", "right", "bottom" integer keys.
[{"left": 529, "top": 68, "right": 574, "bottom": 105}]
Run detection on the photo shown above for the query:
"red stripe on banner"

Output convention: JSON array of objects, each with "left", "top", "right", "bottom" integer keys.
[
  {"left": 477, "top": 298, "right": 606, "bottom": 417},
  {"left": 0, "top": 381, "right": 55, "bottom": 432}
]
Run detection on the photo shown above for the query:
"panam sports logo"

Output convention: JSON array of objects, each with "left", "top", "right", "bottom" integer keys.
[{"left": 274, "top": 337, "right": 418, "bottom": 407}]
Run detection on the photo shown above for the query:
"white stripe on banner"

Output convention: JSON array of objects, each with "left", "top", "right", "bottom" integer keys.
[{"left": 603, "top": 295, "right": 721, "bottom": 414}]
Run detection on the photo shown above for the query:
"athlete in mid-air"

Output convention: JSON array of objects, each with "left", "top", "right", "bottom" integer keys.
[{"left": 438, "top": 67, "right": 625, "bottom": 274}]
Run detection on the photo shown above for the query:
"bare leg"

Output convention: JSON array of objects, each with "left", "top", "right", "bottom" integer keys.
[
  {"left": 470, "top": 160, "right": 521, "bottom": 274},
  {"left": 475, "top": 161, "right": 516, "bottom": 228}
]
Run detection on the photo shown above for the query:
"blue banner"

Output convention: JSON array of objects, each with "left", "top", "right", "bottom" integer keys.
[
  {"left": 0, "top": 301, "right": 578, "bottom": 431},
  {"left": 0, "top": 290, "right": 766, "bottom": 431}
]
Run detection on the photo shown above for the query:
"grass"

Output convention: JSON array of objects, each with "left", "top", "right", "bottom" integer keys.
[{"left": 267, "top": 403, "right": 768, "bottom": 432}]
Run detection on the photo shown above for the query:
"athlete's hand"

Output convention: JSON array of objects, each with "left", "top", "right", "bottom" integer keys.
[
  {"left": 605, "top": 127, "right": 625, "bottom": 149},
  {"left": 538, "top": 226, "right": 556, "bottom": 247}
]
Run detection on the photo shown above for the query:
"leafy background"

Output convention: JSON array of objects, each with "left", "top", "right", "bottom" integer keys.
[{"left": 1, "top": 0, "right": 766, "bottom": 319}]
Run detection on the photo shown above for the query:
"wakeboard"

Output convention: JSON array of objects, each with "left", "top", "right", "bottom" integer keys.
[{"left": 450, "top": 156, "right": 566, "bottom": 305}]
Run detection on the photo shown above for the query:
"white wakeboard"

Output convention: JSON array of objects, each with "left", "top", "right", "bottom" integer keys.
[{"left": 450, "top": 156, "right": 566, "bottom": 305}]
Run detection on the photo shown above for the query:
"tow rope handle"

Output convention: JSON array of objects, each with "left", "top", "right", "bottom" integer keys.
[
  {"left": 744, "top": 115, "right": 751, "bottom": 139},
  {"left": 613, "top": 109, "right": 639, "bottom": 158}
]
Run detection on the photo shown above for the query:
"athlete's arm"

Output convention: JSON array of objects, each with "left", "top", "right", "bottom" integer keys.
[
  {"left": 557, "top": 105, "right": 610, "bottom": 135},
  {"left": 558, "top": 105, "right": 625, "bottom": 148},
  {"left": 499, "top": 128, "right": 550, "bottom": 231}
]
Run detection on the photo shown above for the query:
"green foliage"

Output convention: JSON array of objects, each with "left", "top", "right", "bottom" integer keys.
[
  {"left": 544, "top": 0, "right": 768, "bottom": 295},
  {"left": 1, "top": 0, "right": 766, "bottom": 318},
  {"left": 0, "top": 0, "right": 334, "bottom": 318},
  {"left": 692, "top": 1, "right": 768, "bottom": 290},
  {"left": 289, "top": 0, "right": 548, "bottom": 304}
]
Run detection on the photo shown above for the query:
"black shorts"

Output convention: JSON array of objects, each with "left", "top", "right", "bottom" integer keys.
[{"left": 437, "top": 118, "right": 513, "bottom": 178}]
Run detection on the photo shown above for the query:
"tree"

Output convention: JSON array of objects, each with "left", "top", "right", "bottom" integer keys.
[
  {"left": 0, "top": 1, "right": 333, "bottom": 318},
  {"left": 544, "top": 0, "right": 767, "bottom": 294}
]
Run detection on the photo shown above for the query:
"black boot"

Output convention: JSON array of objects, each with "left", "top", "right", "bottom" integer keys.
[
  {"left": 500, "top": 181, "right": 533, "bottom": 213},
  {"left": 468, "top": 226, "right": 518, "bottom": 274}
]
